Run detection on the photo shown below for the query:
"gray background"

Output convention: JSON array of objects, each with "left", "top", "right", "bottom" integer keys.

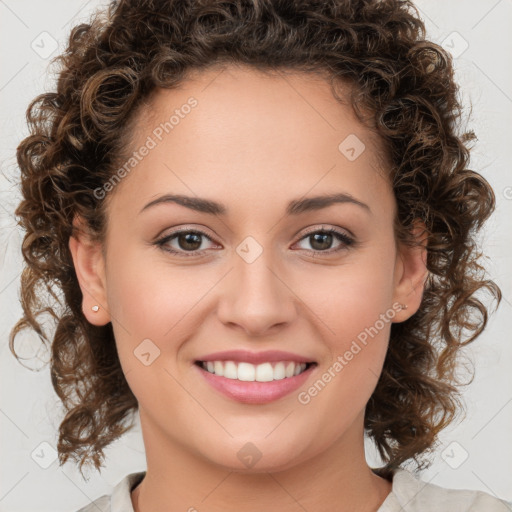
[{"left": 1, "top": 1, "right": 511, "bottom": 510}]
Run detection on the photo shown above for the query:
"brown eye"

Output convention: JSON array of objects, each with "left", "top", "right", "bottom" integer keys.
[
  {"left": 155, "top": 229, "right": 218, "bottom": 257},
  {"left": 309, "top": 232, "right": 334, "bottom": 251},
  {"left": 294, "top": 228, "right": 354, "bottom": 255},
  {"left": 177, "top": 232, "right": 203, "bottom": 251}
]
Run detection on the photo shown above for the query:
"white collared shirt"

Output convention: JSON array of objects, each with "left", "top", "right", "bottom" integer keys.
[{"left": 74, "top": 468, "right": 511, "bottom": 511}]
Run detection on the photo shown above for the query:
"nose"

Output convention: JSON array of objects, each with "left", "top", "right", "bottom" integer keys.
[{"left": 216, "top": 245, "right": 297, "bottom": 337}]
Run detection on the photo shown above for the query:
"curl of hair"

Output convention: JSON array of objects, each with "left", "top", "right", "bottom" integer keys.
[{"left": 10, "top": 0, "right": 501, "bottom": 478}]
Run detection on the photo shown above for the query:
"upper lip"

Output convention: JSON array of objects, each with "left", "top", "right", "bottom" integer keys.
[{"left": 195, "top": 350, "right": 315, "bottom": 365}]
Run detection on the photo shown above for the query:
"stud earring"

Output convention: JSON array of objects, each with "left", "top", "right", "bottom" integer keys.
[
  {"left": 91, "top": 305, "right": 99, "bottom": 312},
  {"left": 399, "top": 303, "right": 408, "bottom": 310}
]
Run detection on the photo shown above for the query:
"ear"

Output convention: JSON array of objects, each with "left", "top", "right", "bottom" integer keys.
[
  {"left": 68, "top": 215, "right": 111, "bottom": 326},
  {"left": 391, "top": 220, "right": 428, "bottom": 323}
]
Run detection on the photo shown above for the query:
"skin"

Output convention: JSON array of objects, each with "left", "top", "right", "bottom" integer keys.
[{"left": 69, "top": 64, "right": 427, "bottom": 512}]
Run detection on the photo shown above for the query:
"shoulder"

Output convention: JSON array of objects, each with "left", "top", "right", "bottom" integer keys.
[
  {"left": 73, "top": 471, "right": 146, "bottom": 512},
  {"left": 74, "top": 494, "right": 110, "bottom": 512},
  {"left": 379, "top": 468, "right": 511, "bottom": 512}
]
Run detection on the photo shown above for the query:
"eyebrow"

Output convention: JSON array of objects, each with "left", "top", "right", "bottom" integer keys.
[{"left": 140, "top": 192, "right": 371, "bottom": 216}]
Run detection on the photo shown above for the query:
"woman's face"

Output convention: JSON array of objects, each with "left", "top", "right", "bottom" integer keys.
[{"left": 71, "top": 65, "right": 426, "bottom": 472}]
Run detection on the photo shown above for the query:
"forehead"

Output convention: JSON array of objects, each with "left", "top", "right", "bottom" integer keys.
[
  {"left": 132, "top": 64, "right": 387, "bottom": 158},
  {"left": 144, "top": 64, "right": 383, "bottom": 151},
  {"left": 109, "top": 64, "right": 392, "bottom": 218}
]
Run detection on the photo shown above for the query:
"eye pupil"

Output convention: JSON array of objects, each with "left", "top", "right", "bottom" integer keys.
[
  {"left": 310, "top": 232, "right": 332, "bottom": 251},
  {"left": 179, "top": 232, "right": 202, "bottom": 250}
]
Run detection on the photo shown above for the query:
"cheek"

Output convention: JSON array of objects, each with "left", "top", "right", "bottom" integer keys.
[
  {"left": 293, "top": 245, "right": 396, "bottom": 407},
  {"left": 105, "top": 249, "right": 216, "bottom": 340},
  {"left": 104, "top": 249, "right": 226, "bottom": 391},
  {"left": 295, "top": 284, "right": 394, "bottom": 444},
  {"left": 301, "top": 245, "right": 397, "bottom": 347},
  {"left": 103, "top": 251, "right": 211, "bottom": 417}
]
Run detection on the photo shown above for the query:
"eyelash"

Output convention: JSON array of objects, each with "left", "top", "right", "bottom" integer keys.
[{"left": 154, "top": 226, "right": 355, "bottom": 258}]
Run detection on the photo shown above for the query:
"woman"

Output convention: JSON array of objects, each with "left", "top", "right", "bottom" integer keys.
[{"left": 10, "top": 0, "right": 508, "bottom": 510}]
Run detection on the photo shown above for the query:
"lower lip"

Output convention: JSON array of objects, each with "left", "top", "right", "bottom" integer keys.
[{"left": 195, "top": 363, "right": 316, "bottom": 404}]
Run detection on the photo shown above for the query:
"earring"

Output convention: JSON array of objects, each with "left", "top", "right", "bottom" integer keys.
[
  {"left": 91, "top": 305, "right": 99, "bottom": 312},
  {"left": 399, "top": 303, "right": 408, "bottom": 310}
]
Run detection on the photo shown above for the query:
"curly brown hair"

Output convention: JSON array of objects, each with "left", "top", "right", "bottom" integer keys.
[{"left": 10, "top": 0, "right": 501, "bottom": 478}]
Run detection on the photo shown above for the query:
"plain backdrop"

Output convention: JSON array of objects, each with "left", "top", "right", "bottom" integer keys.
[{"left": 0, "top": 1, "right": 511, "bottom": 510}]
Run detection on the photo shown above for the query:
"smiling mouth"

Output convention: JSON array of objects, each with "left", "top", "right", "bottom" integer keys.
[{"left": 194, "top": 360, "right": 316, "bottom": 382}]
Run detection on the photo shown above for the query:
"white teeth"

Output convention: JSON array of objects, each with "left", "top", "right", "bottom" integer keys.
[
  {"left": 255, "top": 362, "right": 274, "bottom": 382},
  {"left": 224, "top": 361, "right": 238, "bottom": 379},
  {"left": 273, "top": 362, "right": 285, "bottom": 380},
  {"left": 201, "top": 360, "right": 309, "bottom": 381},
  {"left": 237, "top": 362, "right": 256, "bottom": 381},
  {"left": 285, "top": 362, "right": 295, "bottom": 378},
  {"left": 214, "top": 361, "right": 224, "bottom": 377}
]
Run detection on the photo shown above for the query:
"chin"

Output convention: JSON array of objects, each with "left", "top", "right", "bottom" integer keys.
[{"left": 198, "top": 436, "right": 312, "bottom": 474}]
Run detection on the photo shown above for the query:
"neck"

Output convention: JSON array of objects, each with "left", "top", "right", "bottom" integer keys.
[{"left": 131, "top": 410, "right": 392, "bottom": 512}]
